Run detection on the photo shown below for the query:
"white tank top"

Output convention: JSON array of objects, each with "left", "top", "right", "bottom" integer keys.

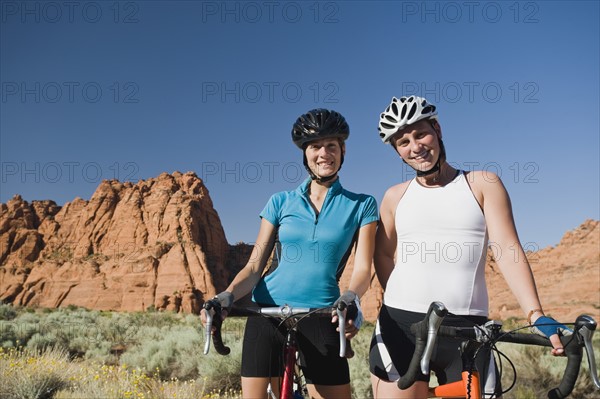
[{"left": 383, "top": 171, "right": 489, "bottom": 316}]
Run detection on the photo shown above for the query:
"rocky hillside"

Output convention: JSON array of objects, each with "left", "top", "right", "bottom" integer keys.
[
  {"left": 485, "top": 219, "right": 599, "bottom": 322},
  {"left": 0, "top": 172, "right": 251, "bottom": 314},
  {"left": 1, "top": 172, "right": 598, "bottom": 324}
]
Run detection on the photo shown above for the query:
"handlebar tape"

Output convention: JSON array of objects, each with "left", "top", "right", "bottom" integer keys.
[
  {"left": 494, "top": 333, "right": 581, "bottom": 399},
  {"left": 210, "top": 309, "right": 231, "bottom": 355},
  {"left": 397, "top": 318, "right": 428, "bottom": 390},
  {"left": 548, "top": 335, "right": 582, "bottom": 399},
  {"left": 397, "top": 302, "right": 447, "bottom": 390}
]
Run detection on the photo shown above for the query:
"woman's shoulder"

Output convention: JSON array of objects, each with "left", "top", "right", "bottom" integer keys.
[
  {"left": 264, "top": 188, "right": 299, "bottom": 208},
  {"left": 462, "top": 169, "right": 508, "bottom": 208},
  {"left": 377, "top": 180, "right": 413, "bottom": 214},
  {"left": 383, "top": 180, "right": 413, "bottom": 201},
  {"left": 340, "top": 188, "right": 378, "bottom": 206},
  {"left": 463, "top": 169, "right": 504, "bottom": 189}
]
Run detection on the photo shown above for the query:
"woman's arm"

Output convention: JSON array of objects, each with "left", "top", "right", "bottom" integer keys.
[
  {"left": 476, "top": 171, "right": 565, "bottom": 354},
  {"left": 225, "top": 217, "right": 278, "bottom": 300},
  {"left": 374, "top": 184, "right": 407, "bottom": 290},
  {"left": 337, "top": 220, "right": 377, "bottom": 339},
  {"left": 347, "top": 221, "right": 377, "bottom": 298},
  {"left": 201, "top": 217, "right": 277, "bottom": 325}
]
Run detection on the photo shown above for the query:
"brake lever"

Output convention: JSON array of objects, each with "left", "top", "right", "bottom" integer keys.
[
  {"left": 336, "top": 303, "right": 347, "bottom": 358},
  {"left": 203, "top": 302, "right": 215, "bottom": 355},
  {"left": 575, "top": 315, "right": 600, "bottom": 389},
  {"left": 421, "top": 301, "right": 448, "bottom": 375}
]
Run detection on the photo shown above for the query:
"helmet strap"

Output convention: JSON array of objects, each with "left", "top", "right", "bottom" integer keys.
[
  {"left": 416, "top": 162, "right": 441, "bottom": 177},
  {"left": 413, "top": 138, "right": 446, "bottom": 178},
  {"left": 303, "top": 153, "right": 343, "bottom": 183}
]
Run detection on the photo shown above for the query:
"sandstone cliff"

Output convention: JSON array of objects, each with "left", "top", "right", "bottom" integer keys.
[
  {"left": 485, "top": 219, "right": 599, "bottom": 322},
  {"left": 0, "top": 172, "right": 251, "bottom": 314},
  {"left": 1, "top": 172, "right": 598, "bottom": 324}
]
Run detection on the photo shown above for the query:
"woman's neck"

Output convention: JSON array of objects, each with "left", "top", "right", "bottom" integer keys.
[
  {"left": 310, "top": 176, "right": 335, "bottom": 192},
  {"left": 416, "top": 163, "right": 457, "bottom": 187},
  {"left": 308, "top": 176, "right": 336, "bottom": 214}
]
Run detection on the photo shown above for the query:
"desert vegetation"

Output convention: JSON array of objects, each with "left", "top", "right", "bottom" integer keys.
[{"left": 1, "top": 303, "right": 598, "bottom": 398}]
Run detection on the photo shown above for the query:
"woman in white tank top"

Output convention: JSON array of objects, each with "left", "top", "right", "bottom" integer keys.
[{"left": 369, "top": 96, "right": 571, "bottom": 399}]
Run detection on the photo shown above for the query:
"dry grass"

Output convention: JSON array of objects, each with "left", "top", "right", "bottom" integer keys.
[{"left": 1, "top": 304, "right": 599, "bottom": 398}]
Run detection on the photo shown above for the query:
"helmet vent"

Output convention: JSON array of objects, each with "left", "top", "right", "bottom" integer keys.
[
  {"left": 400, "top": 103, "right": 407, "bottom": 119},
  {"left": 407, "top": 103, "right": 417, "bottom": 120},
  {"left": 421, "top": 105, "right": 435, "bottom": 114},
  {"left": 291, "top": 108, "right": 349, "bottom": 148},
  {"left": 378, "top": 95, "right": 438, "bottom": 143}
]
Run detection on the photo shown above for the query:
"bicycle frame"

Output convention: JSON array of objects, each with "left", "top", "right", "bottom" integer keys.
[
  {"left": 279, "top": 318, "right": 304, "bottom": 399},
  {"left": 422, "top": 338, "right": 482, "bottom": 398},
  {"left": 430, "top": 372, "right": 481, "bottom": 398}
]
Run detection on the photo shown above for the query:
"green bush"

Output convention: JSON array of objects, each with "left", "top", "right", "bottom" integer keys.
[
  {"left": 0, "top": 303, "right": 17, "bottom": 321},
  {"left": 120, "top": 324, "right": 204, "bottom": 380},
  {"left": 1, "top": 306, "right": 599, "bottom": 399},
  {"left": 349, "top": 322, "right": 375, "bottom": 398}
]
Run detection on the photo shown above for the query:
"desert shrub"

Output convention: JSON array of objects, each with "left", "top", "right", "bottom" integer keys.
[
  {"left": 0, "top": 303, "right": 17, "bottom": 321},
  {"left": 349, "top": 322, "right": 375, "bottom": 399},
  {"left": 120, "top": 324, "right": 204, "bottom": 380},
  {"left": 0, "top": 346, "right": 77, "bottom": 399},
  {"left": 196, "top": 338, "right": 243, "bottom": 394},
  {"left": 5, "top": 306, "right": 599, "bottom": 399}
]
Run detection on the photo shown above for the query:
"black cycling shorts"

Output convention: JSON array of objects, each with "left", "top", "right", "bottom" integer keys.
[
  {"left": 241, "top": 313, "right": 350, "bottom": 385},
  {"left": 369, "top": 304, "right": 502, "bottom": 396}
]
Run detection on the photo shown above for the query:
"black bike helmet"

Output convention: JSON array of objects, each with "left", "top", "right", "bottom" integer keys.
[{"left": 291, "top": 109, "right": 349, "bottom": 149}]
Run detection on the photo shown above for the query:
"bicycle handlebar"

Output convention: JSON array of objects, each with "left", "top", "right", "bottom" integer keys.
[
  {"left": 203, "top": 303, "right": 349, "bottom": 357},
  {"left": 397, "top": 302, "right": 599, "bottom": 399},
  {"left": 203, "top": 300, "right": 230, "bottom": 355}
]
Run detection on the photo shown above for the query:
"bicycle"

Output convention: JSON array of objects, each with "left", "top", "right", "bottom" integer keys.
[
  {"left": 396, "top": 301, "right": 600, "bottom": 398},
  {"left": 203, "top": 301, "right": 353, "bottom": 399}
]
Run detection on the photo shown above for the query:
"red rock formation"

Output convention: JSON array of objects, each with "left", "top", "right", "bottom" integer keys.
[
  {"left": 0, "top": 172, "right": 244, "bottom": 313},
  {"left": 485, "top": 219, "right": 600, "bottom": 322},
  {"left": 1, "top": 172, "right": 598, "bottom": 325}
]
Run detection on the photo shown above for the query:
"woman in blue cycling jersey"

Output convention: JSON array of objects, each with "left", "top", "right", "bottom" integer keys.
[
  {"left": 369, "top": 96, "right": 571, "bottom": 399},
  {"left": 202, "top": 108, "right": 378, "bottom": 399}
]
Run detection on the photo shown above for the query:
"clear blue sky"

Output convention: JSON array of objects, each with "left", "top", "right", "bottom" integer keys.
[{"left": 1, "top": 1, "right": 599, "bottom": 250}]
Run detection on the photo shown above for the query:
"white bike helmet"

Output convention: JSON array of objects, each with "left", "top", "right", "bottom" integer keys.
[{"left": 378, "top": 96, "right": 438, "bottom": 143}]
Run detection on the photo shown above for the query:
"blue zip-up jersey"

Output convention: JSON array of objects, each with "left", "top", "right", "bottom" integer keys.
[{"left": 252, "top": 178, "right": 378, "bottom": 308}]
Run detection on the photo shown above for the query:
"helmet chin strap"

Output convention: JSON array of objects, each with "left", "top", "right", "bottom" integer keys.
[
  {"left": 415, "top": 163, "right": 440, "bottom": 177},
  {"left": 303, "top": 153, "right": 344, "bottom": 183},
  {"left": 412, "top": 138, "right": 446, "bottom": 178}
]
